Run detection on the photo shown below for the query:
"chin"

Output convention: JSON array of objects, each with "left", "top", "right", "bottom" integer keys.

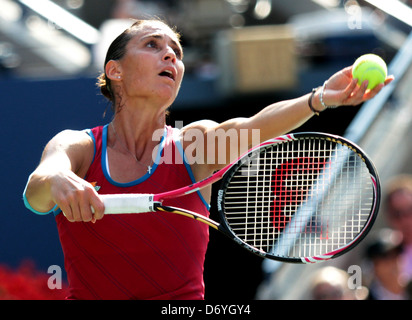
[{"left": 158, "top": 88, "right": 178, "bottom": 105}]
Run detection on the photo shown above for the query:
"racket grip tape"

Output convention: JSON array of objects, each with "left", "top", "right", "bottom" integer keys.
[{"left": 99, "top": 194, "right": 156, "bottom": 214}]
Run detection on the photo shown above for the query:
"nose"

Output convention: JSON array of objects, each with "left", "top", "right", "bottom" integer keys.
[{"left": 163, "top": 46, "right": 177, "bottom": 63}]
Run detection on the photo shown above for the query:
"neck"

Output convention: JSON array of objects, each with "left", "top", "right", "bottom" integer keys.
[{"left": 109, "top": 107, "right": 166, "bottom": 163}]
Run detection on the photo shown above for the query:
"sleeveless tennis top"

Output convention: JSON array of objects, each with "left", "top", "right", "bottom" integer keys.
[{"left": 54, "top": 125, "right": 210, "bottom": 300}]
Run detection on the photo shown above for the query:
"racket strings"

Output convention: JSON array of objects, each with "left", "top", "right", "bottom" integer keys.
[{"left": 222, "top": 137, "right": 374, "bottom": 259}]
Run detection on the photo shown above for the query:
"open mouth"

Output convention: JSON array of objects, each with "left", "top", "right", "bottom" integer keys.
[{"left": 159, "top": 70, "right": 175, "bottom": 81}]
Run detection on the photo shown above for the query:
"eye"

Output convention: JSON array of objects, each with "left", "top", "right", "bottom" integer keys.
[
  {"left": 146, "top": 40, "right": 158, "bottom": 49},
  {"left": 173, "top": 47, "right": 183, "bottom": 60}
]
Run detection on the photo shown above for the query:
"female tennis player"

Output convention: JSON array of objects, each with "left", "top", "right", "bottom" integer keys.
[{"left": 23, "top": 18, "right": 393, "bottom": 300}]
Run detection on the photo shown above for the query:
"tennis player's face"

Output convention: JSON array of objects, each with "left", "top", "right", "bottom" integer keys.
[
  {"left": 119, "top": 23, "right": 185, "bottom": 107},
  {"left": 388, "top": 191, "right": 412, "bottom": 244}
]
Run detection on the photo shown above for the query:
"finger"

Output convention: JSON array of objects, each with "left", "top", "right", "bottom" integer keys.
[
  {"left": 344, "top": 78, "right": 358, "bottom": 96},
  {"left": 61, "top": 207, "right": 74, "bottom": 222},
  {"left": 87, "top": 184, "right": 105, "bottom": 222},
  {"left": 58, "top": 199, "right": 75, "bottom": 222},
  {"left": 345, "top": 80, "right": 368, "bottom": 105},
  {"left": 79, "top": 200, "right": 94, "bottom": 223},
  {"left": 363, "top": 83, "right": 384, "bottom": 100},
  {"left": 341, "top": 66, "right": 354, "bottom": 77},
  {"left": 384, "top": 75, "right": 395, "bottom": 85},
  {"left": 70, "top": 202, "right": 82, "bottom": 222},
  {"left": 90, "top": 196, "right": 105, "bottom": 222},
  {"left": 363, "top": 75, "right": 394, "bottom": 100},
  {"left": 332, "top": 78, "right": 357, "bottom": 106}
]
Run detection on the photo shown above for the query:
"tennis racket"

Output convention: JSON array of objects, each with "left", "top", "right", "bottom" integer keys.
[{"left": 100, "top": 132, "right": 380, "bottom": 264}]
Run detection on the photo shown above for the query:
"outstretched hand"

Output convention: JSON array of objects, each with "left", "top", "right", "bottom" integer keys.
[{"left": 322, "top": 66, "right": 394, "bottom": 108}]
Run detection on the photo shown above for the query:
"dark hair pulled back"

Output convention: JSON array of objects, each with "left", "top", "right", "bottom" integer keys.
[{"left": 97, "top": 20, "right": 144, "bottom": 106}]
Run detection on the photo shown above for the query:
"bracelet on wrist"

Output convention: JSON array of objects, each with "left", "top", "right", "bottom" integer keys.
[
  {"left": 308, "top": 87, "right": 322, "bottom": 116},
  {"left": 320, "top": 81, "right": 337, "bottom": 109}
]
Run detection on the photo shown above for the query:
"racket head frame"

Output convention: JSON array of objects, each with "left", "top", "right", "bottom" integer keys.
[{"left": 215, "top": 132, "right": 381, "bottom": 263}]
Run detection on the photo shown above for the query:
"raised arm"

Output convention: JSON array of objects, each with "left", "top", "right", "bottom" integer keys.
[
  {"left": 184, "top": 66, "right": 393, "bottom": 173},
  {"left": 23, "top": 130, "right": 104, "bottom": 223}
]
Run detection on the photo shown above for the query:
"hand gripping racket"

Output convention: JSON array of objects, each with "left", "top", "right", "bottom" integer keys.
[{"left": 100, "top": 132, "right": 380, "bottom": 264}]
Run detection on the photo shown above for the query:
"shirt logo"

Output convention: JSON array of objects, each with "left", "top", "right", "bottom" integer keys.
[{"left": 90, "top": 182, "right": 101, "bottom": 192}]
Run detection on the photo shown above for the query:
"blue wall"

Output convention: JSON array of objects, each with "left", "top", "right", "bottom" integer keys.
[{"left": 1, "top": 76, "right": 109, "bottom": 273}]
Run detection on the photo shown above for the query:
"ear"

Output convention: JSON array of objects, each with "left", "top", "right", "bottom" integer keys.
[{"left": 105, "top": 60, "right": 122, "bottom": 81}]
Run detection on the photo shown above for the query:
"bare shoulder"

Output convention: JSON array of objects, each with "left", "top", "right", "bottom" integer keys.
[
  {"left": 44, "top": 129, "right": 93, "bottom": 153},
  {"left": 41, "top": 129, "right": 94, "bottom": 175},
  {"left": 176, "top": 120, "right": 221, "bottom": 176},
  {"left": 179, "top": 119, "right": 219, "bottom": 136},
  {"left": 176, "top": 119, "right": 219, "bottom": 151},
  {"left": 177, "top": 119, "right": 219, "bottom": 156}
]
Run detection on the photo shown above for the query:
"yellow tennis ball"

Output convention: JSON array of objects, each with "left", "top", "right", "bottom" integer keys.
[{"left": 352, "top": 54, "right": 387, "bottom": 90}]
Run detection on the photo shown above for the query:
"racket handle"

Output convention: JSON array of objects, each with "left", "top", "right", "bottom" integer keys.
[{"left": 99, "top": 194, "right": 157, "bottom": 214}]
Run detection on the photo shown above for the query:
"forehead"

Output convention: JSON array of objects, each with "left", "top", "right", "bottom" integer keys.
[{"left": 130, "top": 22, "right": 181, "bottom": 45}]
